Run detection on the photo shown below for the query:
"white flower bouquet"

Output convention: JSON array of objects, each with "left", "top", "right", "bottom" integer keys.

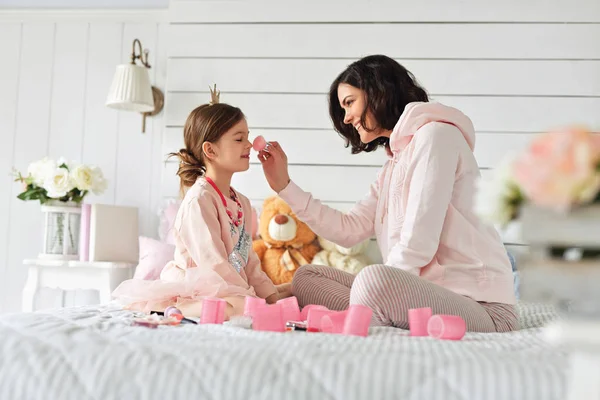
[
  {"left": 14, "top": 157, "right": 107, "bottom": 204},
  {"left": 475, "top": 127, "right": 600, "bottom": 228},
  {"left": 13, "top": 157, "right": 108, "bottom": 260}
]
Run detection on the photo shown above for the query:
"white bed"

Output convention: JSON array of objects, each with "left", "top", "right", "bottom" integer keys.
[{"left": 0, "top": 302, "right": 566, "bottom": 400}]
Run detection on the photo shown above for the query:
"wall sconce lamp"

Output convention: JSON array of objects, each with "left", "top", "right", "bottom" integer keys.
[{"left": 105, "top": 38, "right": 164, "bottom": 133}]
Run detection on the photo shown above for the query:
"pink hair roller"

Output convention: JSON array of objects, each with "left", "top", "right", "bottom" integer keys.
[
  {"left": 200, "top": 297, "right": 226, "bottom": 324},
  {"left": 300, "top": 304, "right": 328, "bottom": 321},
  {"left": 427, "top": 315, "right": 466, "bottom": 340},
  {"left": 408, "top": 307, "right": 432, "bottom": 337},
  {"left": 307, "top": 308, "right": 338, "bottom": 332},
  {"left": 252, "top": 303, "right": 285, "bottom": 332},
  {"left": 252, "top": 135, "right": 269, "bottom": 152},
  {"left": 277, "top": 296, "right": 301, "bottom": 323},
  {"left": 320, "top": 311, "right": 348, "bottom": 334},
  {"left": 244, "top": 296, "right": 266, "bottom": 318},
  {"left": 342, "top": 304, "right": 372, "bottom": 337}
]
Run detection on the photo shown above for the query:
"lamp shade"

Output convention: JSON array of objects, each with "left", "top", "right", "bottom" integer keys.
[{"left": 105, "top": 64, "right": 154, "bottom": 112}]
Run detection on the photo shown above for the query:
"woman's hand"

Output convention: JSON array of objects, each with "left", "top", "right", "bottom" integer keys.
[{"left": 257, "top": 141, "right": 291, "bottom": 193}]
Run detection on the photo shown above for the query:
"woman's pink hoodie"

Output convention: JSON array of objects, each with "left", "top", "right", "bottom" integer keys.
[{"left": 279, "top": 102, "right": 516, "bottom": 305}]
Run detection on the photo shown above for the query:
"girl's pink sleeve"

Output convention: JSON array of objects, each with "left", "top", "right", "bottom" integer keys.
[
  {"left": 277, "top": 167, "right": 383, "bottom": 248},
  {"left": 245, "top": 247, "right": 277, "bottom": 299},
  {"left": 239, "top": 197, "right": 277, "bottom": 299}
]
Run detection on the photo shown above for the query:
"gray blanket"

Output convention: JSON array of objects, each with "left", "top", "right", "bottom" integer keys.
[{"left": 0, "top": 302, "right": 564, "bottom": 400}]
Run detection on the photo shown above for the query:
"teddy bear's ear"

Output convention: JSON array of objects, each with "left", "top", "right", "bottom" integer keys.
[{"left": 263, "top": 196, "right": 278, "bottom": 206}]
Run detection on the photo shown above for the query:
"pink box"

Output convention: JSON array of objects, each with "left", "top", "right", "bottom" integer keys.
[
  {"left": 277, "top": 296, "right": 301, "bottom": 323},
  {"left": 252, "top": 303, "right": 285, "bottom": 332},
  {"left": 200, "top": 297, "right": 226, "bottom": 324},
  {"left": 342, "top": 305, "right": 372, "bottom": 337},
  {"left": 320, "top": 311, "right": 348, "bottom": 334},
  {"left": 408, "top": 307, "right": 432, "bottom": 337},
  {"left": 78, "top": 203, "right": 91, "bottom": 262},
  {"left": 244, "top": 296, "right": 266, "bottom": 318},
  {"left": 427, "top": 315, "right": 466, "bottom": 340},
  {"left": 307, "top": 308, "right": 339, "bottom": 332}
]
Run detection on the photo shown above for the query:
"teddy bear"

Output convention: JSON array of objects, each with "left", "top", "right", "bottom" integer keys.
[
  {"left": 252, "top": 196, "right": 321, "bottom": 285},
  {"left": 312, "top": 236, "right": 371, "bottom": 275}
]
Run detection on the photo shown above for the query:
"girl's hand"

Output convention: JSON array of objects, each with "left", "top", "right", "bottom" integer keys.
[
  {"left": 257, "top": 141, "right": 291, "bottom": 193},
  {"left": 265, "top": 283, "right": 292, "bottom": 304},
  {"left": 265, "top": 292, "right": 279, "bottom": 304}
]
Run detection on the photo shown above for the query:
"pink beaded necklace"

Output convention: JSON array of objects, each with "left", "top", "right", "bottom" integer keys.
[{"left": 205, "top": 177, "right": 243, "bottom": 227}]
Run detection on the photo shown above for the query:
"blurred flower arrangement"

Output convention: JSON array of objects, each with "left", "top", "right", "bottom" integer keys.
[
  {"left": 476, "top": 127, "right": 600, "bottom": 227},
  {"left": 13, "top": 157, "right": 107, "bottom": 205}
]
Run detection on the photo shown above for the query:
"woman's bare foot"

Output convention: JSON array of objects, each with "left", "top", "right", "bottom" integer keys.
[{"left": 276, "top": 283, "right": 292, "bottom": 299}]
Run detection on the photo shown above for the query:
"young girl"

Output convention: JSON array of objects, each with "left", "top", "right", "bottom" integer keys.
[
  {"left": 112, "top": 90, "right": 286, "bottom": 318},
  {"left": 259, "top": 55, "right": 518, "bottom": 332}
]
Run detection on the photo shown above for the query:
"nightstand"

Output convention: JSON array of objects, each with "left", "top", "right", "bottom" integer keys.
[{"left": 22, "top": 259, "right": 136, "bottom": 312}]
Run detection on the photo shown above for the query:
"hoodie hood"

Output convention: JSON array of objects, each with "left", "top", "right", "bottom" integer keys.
[{"left": 389, "top": 102, "right": 475, "bottom": 156}]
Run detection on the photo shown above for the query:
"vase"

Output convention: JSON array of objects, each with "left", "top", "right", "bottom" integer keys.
[{"left": 39, "top": 201, "right": 82, "bottom": 261}]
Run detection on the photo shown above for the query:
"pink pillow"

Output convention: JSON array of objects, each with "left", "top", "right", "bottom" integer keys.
[
  {"left": 134, "top": 236, "right": 175, "bottom": 280},
  {"left": 158, "top": 200, "right": 180, "bottom": 245}
]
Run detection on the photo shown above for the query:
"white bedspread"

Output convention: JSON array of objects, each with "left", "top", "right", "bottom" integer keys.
[{"left": 0, "top": 303, "right": 566, "bottom": 400}]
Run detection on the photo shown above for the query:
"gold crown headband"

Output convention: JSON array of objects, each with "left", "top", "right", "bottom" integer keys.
[{"left": 209, "top": 84, "right": 220, "bottom": 105}]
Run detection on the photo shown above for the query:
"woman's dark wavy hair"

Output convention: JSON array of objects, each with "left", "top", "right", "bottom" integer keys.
[{"left": 328, "top": 55, "right": 429, "bottom": 154}]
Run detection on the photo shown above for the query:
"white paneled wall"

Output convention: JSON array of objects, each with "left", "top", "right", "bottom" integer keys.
[
  {"left": 161, "top": 0, "right": 600, "bottom": 258},
  {"left": 0, "top": 11, "right": 167, "bottom": 313},
  {"left": 168, "top": 0, "right": 600, "bottom": 23}
]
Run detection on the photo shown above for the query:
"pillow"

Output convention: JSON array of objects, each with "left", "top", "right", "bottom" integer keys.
[
  {"left": 133, "top": 236, "right": 175, "bottom": 280},
  {"left": 158, "top": 199, "right": 180, "bottom": 245}
]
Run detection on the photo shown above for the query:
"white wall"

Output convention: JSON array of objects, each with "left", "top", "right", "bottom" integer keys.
[
  {"left": 161, "top": 0, "right": 600, "bottom": 255},
  {"left": 0, "top": 10, "right": 167, "bottom": 313},
  {"left": 0, "top": 0, "right": 168, "bottom": 8}
]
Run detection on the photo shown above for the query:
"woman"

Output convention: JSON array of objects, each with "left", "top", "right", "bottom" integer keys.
[{"left": 258, "top": 55, "right": 517, "bottom": 332}]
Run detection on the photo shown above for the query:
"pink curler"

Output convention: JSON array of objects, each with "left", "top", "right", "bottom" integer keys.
[
  {"left": 306, "top": 308, "right": 337, "bottom": 332},
  {"left": 320, "top": 311, "right": 348, "bottom": 334},
  {"left": 427, "top": 315, "right": 466, "bottom": 340},
  {"left": 277, "top": 296, "right": 301, "bottom": 323},
  {"left": 300, "top": 304, "right": 328, "bottom": 321},
  {"left": 342, "top": 304, "right": 372, "bottom": 337},
  {"left": 252, "top": 135, "right": 268, "bottom": 152},
  {"left": 200, "top": 297, "right": 226, "bottom": 324},
  {"left": 252, "top": 303, "right": 285, "bottom": 332},
  {"left": 244, "top": 296, "right": 266, "bottom": 318},
  {"left": 408, "top": 307, "right": 432, "bottom": 337}
]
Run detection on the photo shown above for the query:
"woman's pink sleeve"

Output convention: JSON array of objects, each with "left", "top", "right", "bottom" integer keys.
[{"left": 277, "top": 167, "right": 383, "bottom": 248}]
